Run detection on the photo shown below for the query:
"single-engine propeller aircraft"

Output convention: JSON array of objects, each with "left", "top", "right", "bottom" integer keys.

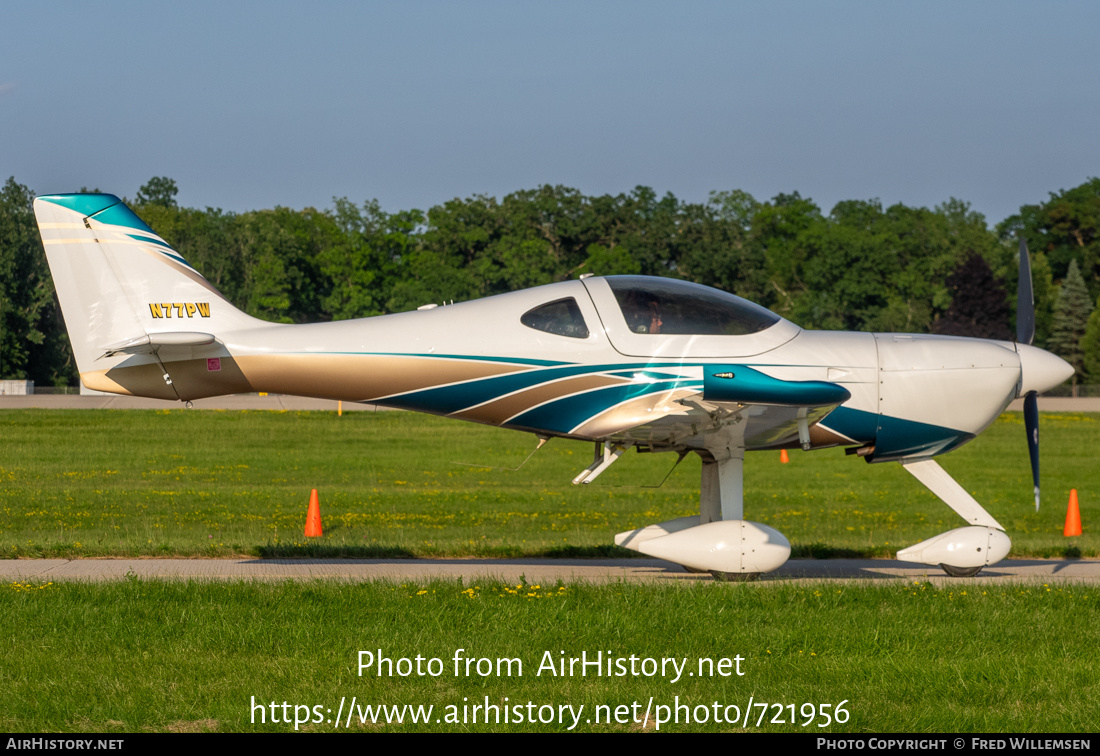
[{"left": 34, "top": 193, "right": 1073, "bottom": 578}]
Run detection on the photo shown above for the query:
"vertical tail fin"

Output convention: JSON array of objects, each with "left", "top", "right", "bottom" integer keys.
[{"left": 34, "top": 193, "right": 258, "bottom": 399}]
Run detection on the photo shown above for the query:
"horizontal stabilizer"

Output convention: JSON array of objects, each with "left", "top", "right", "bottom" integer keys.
[{"left": 102, "top": 332, "right": 217, "bottom": 357}]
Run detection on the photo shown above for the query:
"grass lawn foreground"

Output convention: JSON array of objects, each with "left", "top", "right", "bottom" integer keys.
[
  {"left": 1, "top": 409, "right": 1097, "bottom": 733},
  {"left": 0, "top": 409, "right": 1096, "bottom": 559}
]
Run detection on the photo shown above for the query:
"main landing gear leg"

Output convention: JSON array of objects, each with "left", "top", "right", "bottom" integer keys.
[
  {"left": 699, "top": 447, "right": 753, "bottom": 580},
  {"left": 613, "top": 435, "right": 790, "bottom": 579}
]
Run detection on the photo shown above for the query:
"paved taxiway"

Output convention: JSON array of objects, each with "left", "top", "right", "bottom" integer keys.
[{"left": 2, "top": 558, "right": 1098, "bottom": 585}]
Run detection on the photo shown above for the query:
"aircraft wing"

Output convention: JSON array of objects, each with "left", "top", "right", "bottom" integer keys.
[
  {"left": 372, "top": 358, "right": 852, "bottom": 451},
  {"left": 560, "top": 364, "right": 852, "bottom": 451},
  {"left": 600, "top": 397, "right": 844, "bottom": 450}
]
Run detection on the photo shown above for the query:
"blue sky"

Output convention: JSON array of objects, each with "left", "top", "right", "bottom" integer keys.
[{"left": 3, "top": 1, "right": 1098, "bottom": 224}]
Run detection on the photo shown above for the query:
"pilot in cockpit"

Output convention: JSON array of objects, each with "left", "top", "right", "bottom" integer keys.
[{"left": 621, "top": 291, "right": 663, "bottom": 335}]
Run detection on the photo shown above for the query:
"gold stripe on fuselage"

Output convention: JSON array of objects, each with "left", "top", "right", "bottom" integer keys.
[
  {"left": 232, "top": 353, "right": 533, "bottom": 404},
  {"left": 83, "top": 353, "right": 535, "bottom": 405},
  {"left": 452, "top": 373, "right": 631, "bottom": 425}
]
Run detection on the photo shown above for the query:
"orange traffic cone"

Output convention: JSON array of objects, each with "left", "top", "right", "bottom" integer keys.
[
  {"left": 1064, "top": 489, "right": 1082, "bottom": 537},
  {"left": 305, "top": 489, "right": 323, "bottom": 537},
  {"left": 780, "top": 449, "right": 789, "bottom": 464}
]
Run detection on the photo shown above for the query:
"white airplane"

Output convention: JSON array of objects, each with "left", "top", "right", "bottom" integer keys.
[{"left": 34, "top": 193, "right": 1073, "bottom": 579}]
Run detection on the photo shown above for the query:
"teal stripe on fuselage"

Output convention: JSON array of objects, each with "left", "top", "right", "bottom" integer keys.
[
  {"left": 362, "top": 353, "right": 568, "bottom": 367},
  {"left": 873, "top": 414, "right": 974, "bottom": 460},
  {"left": 506, "top": 379, "right": 700, "bottom": 435},
  {"left": 817, "top": 406, "right": 878, "bottom": 444},
  {"left": 821, "top": 407, "right": 973, "bottom": 459},
  {"left": 372, "top": 354, "right": 970, "bottom": 456},
  {"left": 379, "top": 362, "right": 684, "bottom": 414},
  {"left": 606, "top": 369, "right": 687, "bottom": 381}
]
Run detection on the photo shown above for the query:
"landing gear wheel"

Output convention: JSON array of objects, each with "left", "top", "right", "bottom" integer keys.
[
  {"left": 939, "top": 564, "right": 983, "bottom": 578},
  {"left": 710, "top": 570, "right": 761, "bottom": 582},
  {"left": 682, "top": 565, "right": 708, "bottom": 574}
]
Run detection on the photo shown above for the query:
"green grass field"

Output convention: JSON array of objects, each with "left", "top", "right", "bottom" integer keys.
[
  {"left": 3, "top": 409, "right": 1098, "bottom": 734},
  {"left": 2, "top": 579, "right": 1097, "bottom": 733},
  {"left": 0, "top": 409, "right": 1095, "bottom": 559}
]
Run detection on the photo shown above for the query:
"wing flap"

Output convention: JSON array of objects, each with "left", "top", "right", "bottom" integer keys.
[{"left": 568, "top": 366, "right": 851, "bottom": 449}]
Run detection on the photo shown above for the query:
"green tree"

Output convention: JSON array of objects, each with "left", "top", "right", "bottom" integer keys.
[
  {"left": 231, "top": 207, "right": 337, "bottom": 323},
  {"left": 394, "top": 194, "right": 502, "bottom": 308},
  {"left": 1000, "top": 178, "right": 1100, "bottom": 302},
  {"left": 932, "top": 251, "right": 1012, "bottom": 339},
  {"left": 603, "top": 186, "right": 682, "bottom": 276},
  {"left": 0, "top": 177, "right": 76, "bottom": 385},
  {"left": 12, "top": 176, "right": 1087, "bottom": 382},
  {"left": 581, "top": 243, "right": 641, "bottom": 276},
  {"left": 751, "top": 191, "right": 824, "bottom": 318},
  {"left": 793, "top": 218, "right": 898, "bottom": 331},
  {"left": 1048, "top": 258, "right": 1093, "bottom": 393},
  {"left": 877, "top": 199, "right": 999, "bottom": 334},
  {"left": 322, "top": 199, "right": 422, "bottom": 320},
  {"left": 134, "top": 176, "right": 179, "bottom": 208},
  {"left": 708, "top": 189, "right": 759, "bottom": 232},
  {"left": 676, "top": 193, "right": 768, "bottom": 303},
  {"left": 1081, "top": 303, "right": 1100, "bottom": 386},
  {"left": 498, "top": 185, "right": 596, "bottom": 274}
]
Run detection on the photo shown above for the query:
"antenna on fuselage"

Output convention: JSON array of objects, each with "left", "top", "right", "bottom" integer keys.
[{"left": 452, "top": 435, "right": 550, "bottom": 472}]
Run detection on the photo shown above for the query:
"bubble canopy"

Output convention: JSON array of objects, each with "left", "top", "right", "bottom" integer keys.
[{"left": 606, "top": 276, "right": 781, "bottom": 336}]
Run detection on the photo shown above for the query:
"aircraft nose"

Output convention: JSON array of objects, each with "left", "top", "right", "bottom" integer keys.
[{"left": 1017, "top": 344, "right": 1074, "bottom": 396}]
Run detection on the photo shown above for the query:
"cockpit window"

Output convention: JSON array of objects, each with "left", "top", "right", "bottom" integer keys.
[
  {"left": 607, "top": 276, "right": 780, "bottom": 335},
  {"left": 521, "top": 298, "right": 590, "bottom": 339}
]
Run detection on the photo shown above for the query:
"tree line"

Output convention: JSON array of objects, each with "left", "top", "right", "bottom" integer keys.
[{"left": 2, "top": 174, "right": 1099, "bottom": 389}]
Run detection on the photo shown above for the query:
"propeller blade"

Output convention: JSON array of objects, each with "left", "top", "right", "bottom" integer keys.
[
  {"left": 1018, "top": 239, "right": 1040, "bottom": 509},
  {"left": 1024, "top": 390, "right": 1040, "bottom": 510},
  {"left": 1017, "top": 236, "right": 1035, "bottom": 346}
]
